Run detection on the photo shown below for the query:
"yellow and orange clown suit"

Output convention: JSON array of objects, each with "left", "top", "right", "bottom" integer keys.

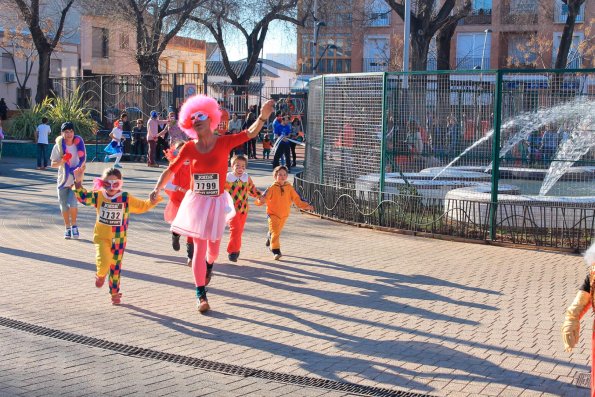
[
  {"left": 255, "top": 182, "right": 310, "bottom": 253},
  {"left": 224, "top": 172, "right": 261, "bottom": 255},
  {"left": 73, "top": 187, "right": 160, "bottom": 303},
  {"left": 562, "top": 243, "right": 595, "bottom": 397}
]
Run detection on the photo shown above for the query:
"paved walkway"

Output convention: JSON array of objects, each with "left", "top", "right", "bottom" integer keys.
[{"left": 0, "top": 155, "right": 591, "bottom": 397}]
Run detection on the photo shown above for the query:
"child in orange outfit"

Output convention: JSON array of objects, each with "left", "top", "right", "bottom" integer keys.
[
  {"left": 163, "top": 141, "right": 194, "bottom": 265},
  {"left": 224, "top": 155, "right": 261, "bottom": 262},
  {"left": 255, "top": 165, "right": 313, "bottom": 260}
]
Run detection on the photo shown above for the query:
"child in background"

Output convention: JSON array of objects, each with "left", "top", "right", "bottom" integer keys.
[
  {"left": 73, "top": 165, "right": 161, "bottom": 305},
  {"left": 163, "top": 141, "right": 194, "bottom": 266},
  {"left": 255, "top": 165, "right": 313, "bottom": 260},
  {"left": 224, "top": 155, "right": 261, "bottom": 262},
  {"left": 104, "top": 120, "right": 125, "bottom": 168},
  {"left": 561, "top": 241, "right": 595, "bottom": 396},
  {"left": 262, "top": 135, "right": 272, "bottom": 160}
]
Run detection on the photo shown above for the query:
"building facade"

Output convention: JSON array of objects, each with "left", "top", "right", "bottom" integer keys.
[{"left": 297, "top": 0, "right": 594, "bottom": 74}]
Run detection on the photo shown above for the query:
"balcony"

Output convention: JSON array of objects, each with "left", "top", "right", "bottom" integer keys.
[
  {"left": 554, "top": 2, "right": 585, "bottom": 23},
  {"left": 459, "top": 8, "right": 492, "bottom": 25},
  {"left": 501, "top": 1, "right": 538, "bottom": 25},
  {"left": 455, "top": 56, "right": 490, "bottom": 70},
  {"left": 363, "top": 58, "right": 389, "bottom": 72}
]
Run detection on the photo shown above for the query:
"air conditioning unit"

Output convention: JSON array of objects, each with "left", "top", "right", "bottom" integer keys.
[{"left": 4, "top": 72, "right": 16, "bottom": 83}]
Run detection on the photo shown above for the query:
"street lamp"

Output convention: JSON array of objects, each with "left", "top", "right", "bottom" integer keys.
[
  {"left": 312, "top": 44, "right": 338, "bottom": 75},
  {"left": 312, "top": 21, "right": 326, "bottom": 74},
  {"left": 257, "top": 59, "right": 263, "bottom": 112},
  {"left": 480, "top": 29, "right": 492, "bottom": 71}
]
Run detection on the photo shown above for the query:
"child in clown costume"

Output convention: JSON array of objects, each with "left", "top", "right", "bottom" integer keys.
[
  {"left": 73, "top": 166, "right": 161, "bottom": 305},
  {"left": 224, "top": 155, "right": 261, "bottom": 262},
  {"left": 150, "top": 94, "right": 275, "bottom": 313},
  {"left": 562, "top": 241, "right": 595, "bottom": 397},
  {"left": 163, "top": 141, "right": 194, "bottom": 266},
  {"left": 255, "top": 165, "right": 313, "bottom": 260}
]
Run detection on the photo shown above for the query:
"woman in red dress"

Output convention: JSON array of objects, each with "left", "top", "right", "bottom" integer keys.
[{"left": 151, "top": 95, "right": 275, "bottom": 313}]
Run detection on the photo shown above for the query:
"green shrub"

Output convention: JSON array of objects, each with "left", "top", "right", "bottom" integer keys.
[{"left": 8, "top": 89, "right": 98, "bottom": 141}]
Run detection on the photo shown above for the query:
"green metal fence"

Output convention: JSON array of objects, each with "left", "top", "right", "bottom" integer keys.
[{"left": 298, "top": 69, "right": 595, "bottom": 251}]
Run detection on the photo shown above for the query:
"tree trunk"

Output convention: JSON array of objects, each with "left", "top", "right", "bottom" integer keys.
[
  {"left": 436, "top": 22, "right": 457, "bottom": 71},
  {"left": 554, "top": 8, "right": 578, "bottom": 69},
  {"left": 35, "top": 48, "right": 52, "bottom": 104},
  {"left": 410, "top": 33, "right": 431, "bottom": 71},
  {"left": 138, "top": 56, "right": 162, "bottom": 113}
]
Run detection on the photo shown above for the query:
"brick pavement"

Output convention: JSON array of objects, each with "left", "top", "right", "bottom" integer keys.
[{"left": 0, "top": 155, "right": 591, "bottom": 397}]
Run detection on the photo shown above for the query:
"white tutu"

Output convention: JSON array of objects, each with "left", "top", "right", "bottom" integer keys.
[{"left": 170, "top": 190, "right": 235, "bottom": 241}]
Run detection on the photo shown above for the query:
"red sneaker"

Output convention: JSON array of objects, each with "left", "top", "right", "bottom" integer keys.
[
  {"left": 111, "top": 293, "right": 122, "bottom": 305},
  {"left": 95, "top": 275, "right": 106, "bottom": 288}
]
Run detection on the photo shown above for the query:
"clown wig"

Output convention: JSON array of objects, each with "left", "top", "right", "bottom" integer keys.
[
  {"left": 585, "top": 240, "right": 595, "bottom": 267},
  {"left": 178, "top": 94, "right": 221, "bottom": 139}
]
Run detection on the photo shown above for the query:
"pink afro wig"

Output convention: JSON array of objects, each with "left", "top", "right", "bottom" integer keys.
[{"left": 178, "top": 94, "right": 221, "bottom": 139}]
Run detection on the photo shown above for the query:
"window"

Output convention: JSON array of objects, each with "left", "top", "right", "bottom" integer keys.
[
  {"left": 507, "top": 34, "right": 536, "bottom": 66},
  {"left": 177, "top": 61, "right": 185, "bottom": 73},
  {"left": 1, "top": 53, "right": 13, "bottom": 69},
  {"left": 92, "top": 27, "right": 109, "bottom": 58},
  {"left": 472, "top": 0, "right": 492, "bottom": 13},
  {"left": 510, "top": 0, "right": 537, "bottom": 14},
  {"left": 367, "top": 0, "right": 391, "bottom": 27},
  {"left": 119, "top": 33, "right": 129, "bottom": 50},
  {"left": 553, "top": 32, "right": 584, "bottom": 68},
  {"left": 363, "top": 35, "right": 389, "bottom": 72},
  {"left": 193, "top": 62, "right": 200, "bottom": 74},
  {"left": 159, "top": 59, "right": 169, "bottom": 73},
  {"left": 456, "top": 32, "right": 491, "bottom": 70},
  {"left": 554, "top": 0, "right": 585, "bottom": 23},
  {"left": 50, "top": 58, "right": 62, "bottom": 76}
]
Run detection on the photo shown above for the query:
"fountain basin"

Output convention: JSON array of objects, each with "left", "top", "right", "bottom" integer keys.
[
  {"left": 445, "top": 184, "right": 595, "bottom": 228},
  {"left": 422, "top": 166, "right": 595, "bottom": 181}
]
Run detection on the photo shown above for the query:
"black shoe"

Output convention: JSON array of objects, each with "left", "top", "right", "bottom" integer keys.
[
  {"left": 186, "top": 241, "right": 194, "bottom": 259},
  {"left": 172, "top": 233, "right": 180, "bottom": 251},
  {"left": 265, "top": 236, "right": 270, "bottom": 247},
  {"left": 228, "top": 252, "right": 240, "bottom": 262},
  {"left": 205, "top": 262, "right": 214, "bottom": 286},
  {"left": 272, "top": 248, "right": 282, "bottom": 260}
]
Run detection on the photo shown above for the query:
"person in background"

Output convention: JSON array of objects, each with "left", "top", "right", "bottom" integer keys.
[
  {"left": 131, "top": 119, "right": 147, "bottom": 162},
  {"left": 0, "top": 98, "right": 8, "bottom": 120},
  {"left": 262, "top": 135, "right": 272, "bottom": 160},
  {"left": 163, "top": 111, "right": 187, "bottom": 146},
  {"left": 146, "top": 111, "right": 167, "bottom": 167},
  {"left": 289, "top": 118, "right": 302, "bottom": 167},
  {"left": 272, "top": 116, "right": 292, "bottom": 171},
  {"left": 49, "top": 122, "right": 86, "bottom": 239},
  {"left": 245, "top": 105, "right": 258, "bottom": 159},
  {"left": 35, "top": 117, "right": 51, "bottom": 170}
]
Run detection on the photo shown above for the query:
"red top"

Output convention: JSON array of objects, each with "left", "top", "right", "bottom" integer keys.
[{"left": 168, "top": 131, "right": 250, "bottom": 195}]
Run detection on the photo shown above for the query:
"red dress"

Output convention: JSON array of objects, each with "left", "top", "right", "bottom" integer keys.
[{"left": 167, "top": 132, "right": 250, "bottom": 240}]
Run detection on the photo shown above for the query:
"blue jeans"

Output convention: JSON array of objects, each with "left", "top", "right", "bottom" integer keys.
[{"left": 37, "top": 143, "right": 48, "bottom": 168}]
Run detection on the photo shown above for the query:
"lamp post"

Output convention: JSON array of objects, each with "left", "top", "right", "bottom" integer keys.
[
  {"left": 312, "top": 21, "right": 326, "bottom": 75},
  {"left": 257, "top": 59, "right": 263, "bottom": 112},
  {"left": 480, "top": 28, "right": 492, "bottom": 71},
  {"left": 312, "top": 44, "right": 338, "bottom": 75}
]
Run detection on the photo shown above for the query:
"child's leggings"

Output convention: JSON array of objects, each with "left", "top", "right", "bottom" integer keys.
[
  {"left": 227, "top": 212, "right": 248, "bottom": 253},
  {"left": 95, "top": 237, "right": 127, "bottom": 295},
  {"left": 268, "top": 215, "right": 288, "bottom": 250},
  {"left": 192, "top": 238, "right": 221, "bottom": 286}
]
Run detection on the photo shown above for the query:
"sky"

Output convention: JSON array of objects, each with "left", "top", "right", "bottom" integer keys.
[{"left": 195, "top": 20, "right": 297, "bottom": 61}]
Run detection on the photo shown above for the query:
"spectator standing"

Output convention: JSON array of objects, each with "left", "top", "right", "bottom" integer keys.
[
  {"left": 540, "top": 125, "right": 559, "bottom": 164},
  {"left": 272, "top": 116, "right": 292, "bottom": 171},
  {"left": 120, "top": 113, "right": 132, "bottom": 133},
  {"left": 0, "top": 98, "right": 8, "bottom": 120},
  {"left": 163, "top": 111, "right": 187, "bottom": 147},
  {"left": 146, "top": 111, "right": 167, "bottom": 167},
  {"left": 447, "top": 115, "right": 460, "bottom": 157},
  {"left": 35, "top": 117, "right": 51, "bottom": 170},
  {"left": 131, "top": 119, "right": 147, "bottom": 162},
  {"left": 245, "top": 105, "right": 258, "bottom": 159},
  {"left": 289, "top": 118, "right": 302, "bottom": 167}
]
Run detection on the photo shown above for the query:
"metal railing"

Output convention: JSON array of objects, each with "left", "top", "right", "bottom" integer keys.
[{"left": 299, "top": 69, "right": 595, "bottom": 251}]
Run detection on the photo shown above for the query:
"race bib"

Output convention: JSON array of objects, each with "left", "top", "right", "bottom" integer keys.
[
  {"left": 99, "top": 202, "right": 124, "bottom": 226},
  {"left": 193, "top": 173, "right": 219, "bottom": 196}
]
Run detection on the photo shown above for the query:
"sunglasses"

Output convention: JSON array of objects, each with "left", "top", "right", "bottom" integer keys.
[
  {"left": 191, "top": 112, "right": 209, "bottom": 121},
  {"left": 102, "top": 179, "right": 123, "bottom": 190}
]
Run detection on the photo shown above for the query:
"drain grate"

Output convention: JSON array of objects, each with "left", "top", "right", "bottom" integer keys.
[
  {"left": 573, "top": 371, "right": 590, "bottom": 389},
  {"left": 0, "top": 316, "right": 433, "bottom": 397}
]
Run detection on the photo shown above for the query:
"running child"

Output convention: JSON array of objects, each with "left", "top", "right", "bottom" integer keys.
[
  {"left": 255, "top": 165, "right": 313, "bottom": 260},
  {"left": 262, "top": 135, "right": 272, "bottom": 159},
  {"left": 104, "top": 120, "right": 125, "bottom": 168},
  {"left": 224, "top": 155, "right": 261, "bottom": 262},
  {"left": 163, "top": 141, "right": 194, "bottom": 266},
  {"left": 73, "top": 165, "right": 161, "bottom": 305}
]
